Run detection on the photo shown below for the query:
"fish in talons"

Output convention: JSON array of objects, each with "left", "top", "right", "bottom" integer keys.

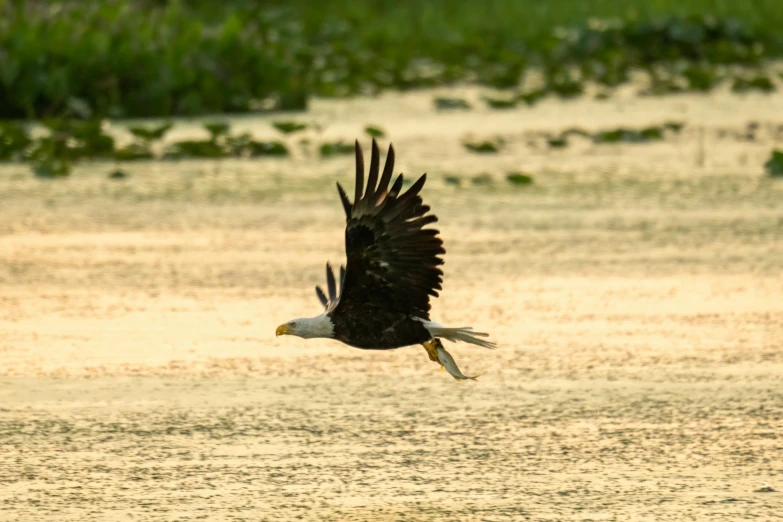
[{"left": 437, "top": 345, "right": 481, "bottom": 381}]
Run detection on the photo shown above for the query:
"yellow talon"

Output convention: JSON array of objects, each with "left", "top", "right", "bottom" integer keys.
[{"left": 422, "top": 340, "right": 440, "bottom": 362}]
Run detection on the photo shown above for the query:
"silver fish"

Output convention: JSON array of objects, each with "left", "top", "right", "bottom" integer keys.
[{"left": 437, "top": 346, "right": 481, "bottom": 381}]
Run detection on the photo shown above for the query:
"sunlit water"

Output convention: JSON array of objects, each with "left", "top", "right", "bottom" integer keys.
[{"left": 1, "top": 88, "right": 782, "bottom": 520}]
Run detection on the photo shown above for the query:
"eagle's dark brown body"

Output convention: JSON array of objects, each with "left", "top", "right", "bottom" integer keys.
[{"left": 314, "top": 139, "right": 445, "bottom": 349}]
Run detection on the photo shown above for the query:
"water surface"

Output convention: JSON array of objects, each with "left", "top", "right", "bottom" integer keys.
[{"left": 1, "top": 89, "right": 782, "bottom": 521}]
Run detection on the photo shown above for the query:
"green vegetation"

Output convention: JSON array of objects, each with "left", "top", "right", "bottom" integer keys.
[
  {"left": 0, "top": 122, "right": 31, "bottom": 161},
  {"left": 320, "top": 141, "right": 355, "bottom": 157},
  {"left": 434, "top": 98, "right": 472, "bottom": 111},
  {"left": 273, "top": 122, "right": 308, "bottom": 134},
  {"left": 483, "top": 96, "right": 517, "bottom": 109},
  {"left": 364, "top": 126, "right": 386, "bottom": 138},
  {"left": 594, "top": 127, "right": 664, "bottom": 144},
  {"left": 506, "top": 172, "right": 534, "bottom": 185},
  {"left": 471, "top": 174, "right": 494, "bottom": 185},
  {"left": 547, "top": 137, "right": 569, "bottom": 148},
  {"left": 464, "top": 138, "right": 503, "bottom": 154},
  {"left": 731, "top": 75, "right": 776, "bottom": 93},
  {"left": 543, "top": 122, "right": 684, "bottom": 148},
  {"left": 765, "top": 150, "right": 783, "bottom": 177},
  {"left": 5, "top": 0, "right": 782, "bottom": 119},
  {"left": 128, "top": 122, "right": 173, "bottom": 142},
  {"left": 444, "top": 175, "right": 462, "bottom": 187},
  {"left": 0, "top": 119, "right": 300, "bottom": 177}
]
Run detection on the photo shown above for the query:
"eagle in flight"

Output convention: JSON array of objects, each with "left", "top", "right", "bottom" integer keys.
[{"left": 276, "top": 139, "right": 495, "bottom": 380}]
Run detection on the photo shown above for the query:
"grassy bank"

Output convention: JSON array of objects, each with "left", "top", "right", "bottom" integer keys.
[{"left": 1, "top": 0, "right": 783, "bottom": 119}]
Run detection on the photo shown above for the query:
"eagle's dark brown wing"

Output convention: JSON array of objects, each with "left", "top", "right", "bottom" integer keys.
[{"left": 331, "top": 139, "right": 445, "bottom": 319}]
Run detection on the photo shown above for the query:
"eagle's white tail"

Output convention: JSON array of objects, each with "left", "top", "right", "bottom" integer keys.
[{"left": 416, "top": 319, "right": 497, "bottom": 349}]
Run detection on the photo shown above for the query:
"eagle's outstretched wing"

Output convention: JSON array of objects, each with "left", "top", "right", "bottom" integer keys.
[
  {"left": 315, "top": 263, "right": 345, "bottom": 311},
  {"left": 332, "top": 139, "right": 445, "bottom": 318}
]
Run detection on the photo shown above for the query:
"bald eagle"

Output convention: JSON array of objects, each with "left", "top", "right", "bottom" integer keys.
[{"left": 276, "top": 139, "right": 495, "bottom": 380}]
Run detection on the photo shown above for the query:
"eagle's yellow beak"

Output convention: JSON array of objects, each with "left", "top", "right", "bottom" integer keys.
[{"left": 276, "top": 324, "right": 291, "bottom": 337}]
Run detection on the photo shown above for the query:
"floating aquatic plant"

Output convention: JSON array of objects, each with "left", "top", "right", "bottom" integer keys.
[
  {"left": 764, "top": 150, "right": 783, "bottom": 177},
  {"left": 483, "top": 96, "right": 517, "bottom": 109},
  {"left": 434, "top": 98, "right": 471, "bottom": 111},
  {"left": 471, "top": 173, "right": 493, "bottom": 185},
  {"left": 128, "top": 122, "right": 173, "bottom": 142},
  {"left": 547, "top": 137, "right": 568, "bottom": 148},
  {"left": 506, "top": 172, "right": 534, "bottom": 185},
  {"left": 320, "top": 141, "right": 355, "bottom": 157},
  {"left": 108, "top": 169, "right": 129, "bottom": 179},
  {"left": 364, "top": 125, "right": 386, "bottom": 138},
  {"left": 0, "top": 122, "right": 31, "bottom": 161},
  {"left": 113, "top": 143, "right": 154, "bottom": 161},
  {"left": 246, "top": 140, "right": 289, "bottom": 157},
  {"left": 444, "top": 175, "right": 461, "bottom": 186},
  {"left": 464, "top": 138, "right": 503, "bottom": 154},
  {"left": 273, "top": 122, "right": 308, "bottom": 134},
  {"left": 518, "top": 89, "right": 547, "bottom": 106},
  {"left": 731, "top": 75, "right": 776, "bottom": 93}
]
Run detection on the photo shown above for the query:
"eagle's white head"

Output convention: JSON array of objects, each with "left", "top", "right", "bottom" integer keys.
[{"left": 276, "top": 314, "right": 335, "bottom": 339}]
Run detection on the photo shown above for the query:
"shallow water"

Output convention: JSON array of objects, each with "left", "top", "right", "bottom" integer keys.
[{"left": 1, "top": 89, "right": 782, "bottom": 521}]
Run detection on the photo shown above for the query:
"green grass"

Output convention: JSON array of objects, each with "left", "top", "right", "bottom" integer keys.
[{"left": 1, "top": 0, "right": 783, "bottom": 119}]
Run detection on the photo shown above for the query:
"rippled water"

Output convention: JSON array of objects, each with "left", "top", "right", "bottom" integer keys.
[{"left": 1, "top": 89, "right": 782, "bottom": 520}]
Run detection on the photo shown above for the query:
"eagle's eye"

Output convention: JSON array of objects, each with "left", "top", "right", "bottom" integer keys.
[{"left": 289, "top": 321, "right": 297, "bottom": 328}]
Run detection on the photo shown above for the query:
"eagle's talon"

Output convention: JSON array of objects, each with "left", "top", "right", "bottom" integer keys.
[{"left": 422, "top": 340, "right": 440, "bottom": 362}]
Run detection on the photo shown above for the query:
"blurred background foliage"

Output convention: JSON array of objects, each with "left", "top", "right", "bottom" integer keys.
[{"left": 1, "top": 0, "right": 783, "bottom": 119}]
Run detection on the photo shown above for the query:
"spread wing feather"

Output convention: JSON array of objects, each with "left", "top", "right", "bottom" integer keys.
[
  {"left": 331, "top": 139, "right": 444, "bottom": 318},
  {"left": 315, "top": 286, "right": 328, "bottom": 308},
  {"left": 315, "top": 262, "right": 345, "bottom": 311}
]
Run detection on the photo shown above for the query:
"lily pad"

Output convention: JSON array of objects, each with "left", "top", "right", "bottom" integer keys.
[
  {"left": 165, "top": 140, "right": 226, "bottom": 159},
  {"left": 594, "top": 129, "right": 633, "bottom": 144},
  {"left": 507, "top": 172, "right": 534, "bottom": 185},
  {"left": 247, "top": 140, "right": 289, "bottom": 157},
  {"left": 639, "top": 126, "right": 664, "bottom": 140},
  {"left": 434, "top": 97, "right": 471, "bottom": 111},
  {"left": 37, "top": 119, "right": 116, "bottom": 159},
  {"left": 663, "top": 121, "right": 685, "bottom": 133},
  {"left": 547, "top": 137, "right": 568, "bottom": 148},
  {"left": 225, "top": 132, "right": 253, "bottom": 156},
  {"left": 483, "top": 96, "right": 517, "bottom": 109},
  {"left": 204, "top": 122, "right": 231, "bottom": 141},
  {"left": 549, "top": 78, "right": 584, "bottom": 98},
  {"left": 32, "top": 159, "right": 71, "bottom": 178},
  {"left": 464, "top": 139, "right": 502, "bottom": 154},
  {"left": 0, "top": 122, "right": 31, "bottom": 160},
  {"left": 320, "top": 141, "right": 355, "bottom": 157},
  {"left": 518, "top": 89, "right": 546, "bottom": 106},
  {"left": 562, "top": 128, "right": 591, "bottom": 139},
  {"left": 732, "top": 75, "right": 776, "bottom": 93},
  {"left": 364, "top": 125, "right": 386, "bottom": 138},
  {"left": 683, "top": 65, "right": 717, "bottom": 92},
  {"left": 471, "top": 173, "right": 493, "bottom": 185},
  {"left": 128, "top": 122, "right": 173, "bottom": 142},
  {"left": 593, "top": 125, "right": 665, "bottom": 144},
  {"left": 113, "top": 143, "right": 154, "bottom": 161},
  {"left": 764, "top": 149, "right": 783, "bottom": 177},
  {"left": 273, "top": 121, "right": 308, "bottom": 134}
]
